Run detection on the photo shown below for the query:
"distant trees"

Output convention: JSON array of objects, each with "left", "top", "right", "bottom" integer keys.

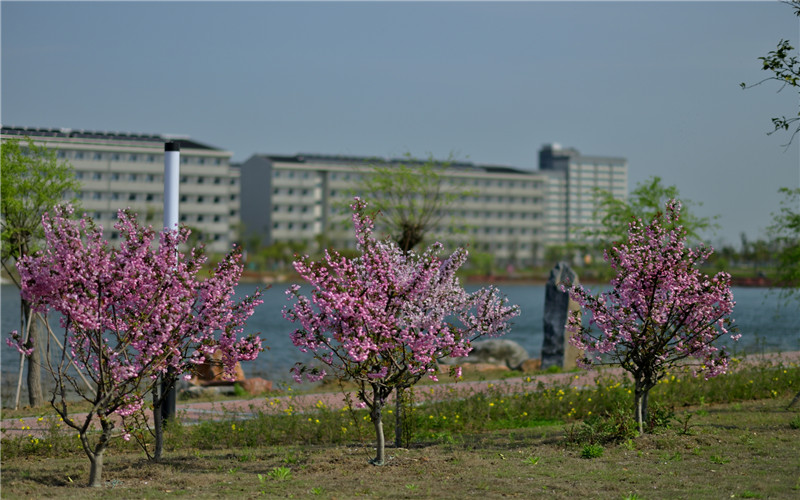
[
  {"left": 1, "top": 137, "right": 80, "bottom": 407},
  {"left": 588, "top": 176, "right": 717, "bottom": 247},
  {"left": 353, "top": 153, "right": 473, "bottom": 253}
]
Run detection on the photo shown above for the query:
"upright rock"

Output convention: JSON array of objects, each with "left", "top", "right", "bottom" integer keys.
[{"left": 541, "top": 262, "right": 581, "bottom": 370}]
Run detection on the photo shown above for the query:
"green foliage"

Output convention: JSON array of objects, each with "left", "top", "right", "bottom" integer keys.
[
  {"left": 768, "top": 187, "right": 800, "bottom": 298},
  {"left": 580, "top": 443, "right": 604, "bottom": 459},
  {"left": 353, "top": 152, "right": 474, "bottom": 252},
  {"left": 266, "top": 466, "right": 292, "bottom": 481},
  {"left": 741, "top": 1, "right": 800, "bottom": 146},
  {"left": 1, "top": 137, "right": 80, "bottom": 269},
  {"left": 588, "top": 176, "right": 717, "bottom": 247}
]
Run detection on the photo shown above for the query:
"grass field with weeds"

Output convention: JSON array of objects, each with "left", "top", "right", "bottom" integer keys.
[{"left": 2, "top": 360, "right": 799, "bottom": 498}]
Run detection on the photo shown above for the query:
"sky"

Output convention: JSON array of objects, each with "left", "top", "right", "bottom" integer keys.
[{"left": 2, "top": 0, "right": 798, "bottom": 247}]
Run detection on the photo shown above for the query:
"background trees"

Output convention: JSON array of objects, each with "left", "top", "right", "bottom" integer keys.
[{"left": 1, "top": 137, "right": 80, "bottom": 407}]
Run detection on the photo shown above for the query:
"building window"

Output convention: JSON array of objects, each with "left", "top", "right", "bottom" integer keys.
[
  {"left": 128, "top": 194, "right": 136, "bottom": 201},
  {"left": 214, "top": 196, "right": 221, "bottom": 203},
  {"left": 75, "top": 152, "right": 84, "bottom": 160},
  {"left": 146, "top": 194, "right": 154, "bottom": 202},
  {"left": 180, "top": 195, "right": 188, "bottom": 202},
  {"left": 93, "top": 153, "right": 103, "bottom": 161},
  {"left": 128, "top": 154, "right": 137, "bottom": 162},
  {"left": 214, "top": 177, "right": 222, "bottom": 185},
  {"left": 147, "top": 155, "right": 156, "bottom": 163},
  {"left": 92, "top": 172, "right": 102, "bottom": 180},
  {"left": 112, "top": 154, "right": 121, "bottom": 161}
]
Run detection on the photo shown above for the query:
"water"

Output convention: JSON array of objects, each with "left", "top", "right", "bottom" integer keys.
[{"left": 2, "top": 283, "right": 798, "bottom": 389}]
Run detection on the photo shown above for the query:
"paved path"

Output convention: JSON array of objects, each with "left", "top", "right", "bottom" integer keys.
[{"left": 2, "top": 351, "right": 797, "bottom": 440}]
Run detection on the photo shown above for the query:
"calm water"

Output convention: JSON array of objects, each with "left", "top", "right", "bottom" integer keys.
[{"left": 2, "top": 283, "right": 798, "bottom": 386}]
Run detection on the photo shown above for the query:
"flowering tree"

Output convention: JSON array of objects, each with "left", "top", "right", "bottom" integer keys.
[
  {"left": 6, "top": 205, "right": 263, "bottom": 487},
  {"left": 284, "top": 198, "right": 519, "bottom": 465},
  {"left": 566, "top": 200, "right": 737, "bottom": 434}
]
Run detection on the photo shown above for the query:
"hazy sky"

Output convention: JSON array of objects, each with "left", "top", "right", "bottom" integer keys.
[{"left": 2, "top": 1, "right": 798, "bottom": 247}]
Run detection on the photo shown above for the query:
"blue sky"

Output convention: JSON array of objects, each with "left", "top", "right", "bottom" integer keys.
[{"left": 2, "top": 1, "right": 798, "bottom": 247}]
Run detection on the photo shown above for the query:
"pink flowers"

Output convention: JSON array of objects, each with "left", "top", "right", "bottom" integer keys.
[
  {"left": 565, "top": 200, "right": 737, "bottom": 432},
  {"left": 8, "top": 204, "right": 264, "bottom": 455},
  {"left": 284, "top": 198, "right": 519, "bottom": 394}
]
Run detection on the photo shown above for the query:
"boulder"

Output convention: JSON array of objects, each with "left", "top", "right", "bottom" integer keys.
[
  {"left": 192, "top": 350, "right": 246, "bottom": 386},
  {"left": 447, "top": 339, "right": 529, "bottom": 368},
  {"left": 541, "top": 262, "right": 582, "bottom": 370},
  {"left": 514, "top": 358, "right": 542, "bottom": 373},
  {"left": 239, "top": 377, "right": 273, "bottom": 395},
  {"left": 458, "top": 362, "right": 510, "bottom": 374}
]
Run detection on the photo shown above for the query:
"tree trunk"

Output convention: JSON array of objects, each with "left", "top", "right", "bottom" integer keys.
[
  {"left": 88, "top": 448, "right": 104, "bottom": 487},
  {"left": 152, "top": 384, "right": 164, "bottom": 461},
  {"left": 394, "top": 388, "right": 403, "bottom": 448},
  {"left": 23, "top": 300, "right": 44, "bottom": 407},
  {"left": 370, "top": 403, "right": 385, "bottom": 465},
  {"left": 634, "top": 381, "right": 650, "bottom": 435}
]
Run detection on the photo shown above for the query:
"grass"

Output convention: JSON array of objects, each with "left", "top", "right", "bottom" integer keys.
[{"left": 2, "top": 359, "right": 799, "bottom": 498}]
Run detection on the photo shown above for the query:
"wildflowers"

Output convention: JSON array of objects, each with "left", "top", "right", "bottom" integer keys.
[
  {"left": 566, "top": 200, "right": 737, "bottom": 434},
  {"left": 284, "top": 198, "right": 519, "bottom": 464}
]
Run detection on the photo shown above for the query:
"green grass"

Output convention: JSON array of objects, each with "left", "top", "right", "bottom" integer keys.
[{"left": 2, "top": 359, "right": 799, "bottom": 498}]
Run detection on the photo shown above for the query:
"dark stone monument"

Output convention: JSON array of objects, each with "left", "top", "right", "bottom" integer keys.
[{"left": 541, "top": 262, "right": 581, "bottom": 370}]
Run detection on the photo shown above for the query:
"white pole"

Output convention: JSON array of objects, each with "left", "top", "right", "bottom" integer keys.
[
  {"left": 164, "top": 141, "right": 180, "bottom": 231},
  {"left": 162, "top": 141, "right": 180, "bottom": 421}
]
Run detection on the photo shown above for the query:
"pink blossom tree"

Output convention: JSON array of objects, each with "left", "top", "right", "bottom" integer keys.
[
  {"left": 284, "top": 198, "right": 519, "bottom": 465},
  {"left": 566, "top": 200, "right": 737, "bottom": 434},
  {"left": 6, "top": 205, "right": 263, "bottom": 486}
]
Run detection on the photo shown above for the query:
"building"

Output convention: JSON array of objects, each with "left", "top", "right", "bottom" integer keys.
[
  {"left": 1, "top": 126, "right": 240, "bottom": 254},
  {"left": 240, "top": 145, "right": 627, "bottom": 267},
  {"left": 242, "top": 154, "right": 551, "bottom": 268},
  {"left": 539, "top": 143, "right": 628, "bottom": 245}
]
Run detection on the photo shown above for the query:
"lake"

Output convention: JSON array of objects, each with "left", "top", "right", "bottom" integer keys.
[{"left": 2, "top": 283, "right": 798, "bottom": 388}]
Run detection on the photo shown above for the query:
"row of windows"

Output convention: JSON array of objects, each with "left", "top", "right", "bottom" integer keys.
[
  {"left": 73, "top": 192, "right": 237, "bottom": 203},
  {"left": 180, "top": 194, "right": 237, "bottom": 203},
  {"left": 75, "top": 171, "right": 235, "bottom": 185},
  {"left": 59, "top": 150, "right": 225, "bottom": 165}
]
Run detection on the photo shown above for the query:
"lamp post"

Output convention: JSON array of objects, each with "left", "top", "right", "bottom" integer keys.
[{"left": 161, "top": 140, "right": 180, "bottom": 421}]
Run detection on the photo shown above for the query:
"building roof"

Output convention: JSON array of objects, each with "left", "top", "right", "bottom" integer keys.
[
  {"left": 1, "top": 126, "right": 223, "bottom": 151},
  {"left": 253, "top": 153, "right": 536, "bottom": 176}
]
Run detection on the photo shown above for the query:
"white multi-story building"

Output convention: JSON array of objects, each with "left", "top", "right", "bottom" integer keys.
[
  {"left": 539, "top": 143, "right": 628, "bottom": 245},
  {"left": 1, "top": 126, "right": 240, "bottom": 254},
  {"left": 240, "top": 146, "right": 627, "bottom": 267}
]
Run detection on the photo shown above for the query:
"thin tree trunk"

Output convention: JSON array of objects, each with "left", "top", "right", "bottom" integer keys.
[
  {"left": 370, "top": 403, "right": 385, "bottom": 465},
  {"left": 152, "top": 383, "right": 164, "bottom": 461},
  {"left": 23, "top": 300, "right": 44, "bottom": 407},
  {"left": 634, "top": 381, "right": 650, "bottom": 435},
  {"left": 88, "top": 448, "right": 105, "bottom": 487},
  {"left": 394, "top": 388, "right": 403, "bottom": 448}
]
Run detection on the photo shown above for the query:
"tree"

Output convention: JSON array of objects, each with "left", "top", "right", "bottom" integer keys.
[
  {"left": 566, "top": 200, "right": 737, "bottom": 435},
  {"left": 589, "top": 176, "right": 717, "bottom": 247},
  {"left": 354, "top": 153, "right": 473, "bottom": 253},
  {"left": 284, "top": 198, "right": 519, "bottom": 465},
  {"left": 1, "top": 137, "right": 81, "bottom": 408},
  {"left": 352, "top": 153, "right": 475, "bottom": 447},
  {"left": 7, "top": 205, "right": 264, "bottom": 486},
  {"left": 740, "top": 1, "right": 800, "bottom": 146}
]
